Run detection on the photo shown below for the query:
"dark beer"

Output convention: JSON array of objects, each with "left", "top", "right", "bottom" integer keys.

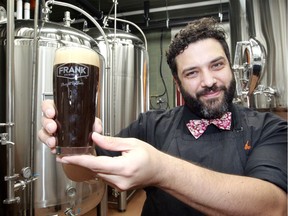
[{"left": 53, "top": 46, "right": 100, "bottom": 155}]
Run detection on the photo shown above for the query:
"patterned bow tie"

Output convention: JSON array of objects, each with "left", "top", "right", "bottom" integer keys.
[{"left": 186, "top": 112, "right": 232, "bottom": 139}]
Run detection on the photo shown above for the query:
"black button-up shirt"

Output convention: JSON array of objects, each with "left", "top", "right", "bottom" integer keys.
[{"left": 97, "top": 104, "right": 287, "bottom": 216}]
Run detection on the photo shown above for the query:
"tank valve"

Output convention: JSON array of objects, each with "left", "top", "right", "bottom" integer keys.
[
  {"left": 64, "top": 208, "right": 76, "bottom": 216},
  {"left": 14, "top": 167, "right": 38, "bottom": 192},
  {"left": 63, "top": 11, "right": 75, "bottom": 27}
]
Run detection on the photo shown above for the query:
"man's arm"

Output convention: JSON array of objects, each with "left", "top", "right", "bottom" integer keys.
[
  {"left": 157, "top": 151, "right": 287, "bottom": 215},
  {"left": 58, "top": 133, "right": 287, "bottom": 216},
  {"left": 39, "top": 100, "right": 286, "bottom": 215}
]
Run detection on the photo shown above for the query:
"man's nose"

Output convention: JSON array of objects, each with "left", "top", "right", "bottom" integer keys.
[{"left": 200, "top": 70, "right": 216, "bottom": 88}]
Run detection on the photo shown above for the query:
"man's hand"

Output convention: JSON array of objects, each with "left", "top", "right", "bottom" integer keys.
[{"left": 57, "top": 132, "right": 165, "bottom": 191}]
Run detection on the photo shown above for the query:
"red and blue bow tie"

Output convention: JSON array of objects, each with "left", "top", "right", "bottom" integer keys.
[{"left": 186, "top": 112, "right": 232, "bottom": 139}]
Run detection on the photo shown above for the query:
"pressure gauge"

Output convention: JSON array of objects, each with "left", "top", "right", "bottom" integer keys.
[
  {"left": 21, "top": 167, "right": 32, "bottom": 179},
  {"left": 66, "top": 186, "right": 77, "bottom": 198}
]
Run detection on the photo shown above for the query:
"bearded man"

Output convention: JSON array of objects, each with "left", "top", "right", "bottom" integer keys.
[{"left": 39, "top": 17, "right": 287, "bottom": 216}]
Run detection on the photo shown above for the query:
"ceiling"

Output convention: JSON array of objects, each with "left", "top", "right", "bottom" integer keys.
[
  {"left": 46, "top": 0, "right": 230, "bottom": 31},
  {"left": 0, "top": 0, "right": 230, "bottom": 31}
]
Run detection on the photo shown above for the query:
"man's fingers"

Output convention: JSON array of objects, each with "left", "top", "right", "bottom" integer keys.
[
  {"left": 92, "top": 132, "right": 134, "bottom": 152},
  {"left": 41, "top": 99, "right": 56, "bottom": 118},
  {"left": 38, "top": 129, "right": 56, "bottom": 148},
  {"left": 41, "top": 118, "right": 57, "bottom": 134},
  {"left": 93, "top": 118, "right": 103, "bottom": 134},
  {"left": 58, "top": 154, "right": 125, "bottom": 174}
]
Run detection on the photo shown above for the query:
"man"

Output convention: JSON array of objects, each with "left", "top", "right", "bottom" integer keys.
[{"left": 39, "top": 17, "right": 287, "bottom": 215}]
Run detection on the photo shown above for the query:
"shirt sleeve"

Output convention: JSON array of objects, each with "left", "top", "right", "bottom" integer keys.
[{"left": 244, "top": 112, "right": 287, "bottom": 192}]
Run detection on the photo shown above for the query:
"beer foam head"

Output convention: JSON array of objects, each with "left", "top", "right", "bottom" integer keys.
[{"left": 54, "top": 46, "right": 100, "bottom": 66}]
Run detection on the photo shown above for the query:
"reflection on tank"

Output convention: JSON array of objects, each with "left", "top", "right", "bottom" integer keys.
[
  {"left": 230, "top": 0, "right": 287, "bottom": 111},
  {"left": 232, "top": 37, "right": 277, "bottom": 108}
]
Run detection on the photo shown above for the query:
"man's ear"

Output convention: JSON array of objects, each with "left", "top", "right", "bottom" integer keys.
[{"left": 173, "top": 77, "right": 180, "bottom": 92}]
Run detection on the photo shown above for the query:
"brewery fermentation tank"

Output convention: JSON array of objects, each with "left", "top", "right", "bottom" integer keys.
[
  {"left": 230, "top": 0, "right": 287, "bottom": 110},
  {"left": 85, "top": 27, "right": 149, "bottom": 211},
  {"left": 86, "top": 27, "right": 149, "bottom": 137},
  {"left": 0, "top": 19, "right": 105, "bottom": 215}
]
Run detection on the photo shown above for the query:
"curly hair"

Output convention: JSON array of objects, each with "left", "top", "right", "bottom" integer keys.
[{"left": 166, "top": 17, "right": 231, "bottom": 82}]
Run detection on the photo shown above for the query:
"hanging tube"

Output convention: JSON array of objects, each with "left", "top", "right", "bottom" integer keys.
[{"left": 105, "top": 16, "right": 148, "bottom": 50}]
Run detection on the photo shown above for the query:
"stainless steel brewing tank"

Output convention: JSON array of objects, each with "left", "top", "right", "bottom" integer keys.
[
  {"left": 230, "top": 0, "right": 287, "bottom": 109},
  {"left": 86, "top": 27, "right": 149, "bottom": 136},
  {"left": 0, "top": 20, "right": 105, "bottom": 215},
  {"left": 247, "top": 0, "right": 287, "bottom": 109}
]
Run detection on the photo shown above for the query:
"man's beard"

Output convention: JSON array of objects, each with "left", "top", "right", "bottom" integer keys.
[{"left": 179, "top": 78, "right": 236, "bottom": 119}]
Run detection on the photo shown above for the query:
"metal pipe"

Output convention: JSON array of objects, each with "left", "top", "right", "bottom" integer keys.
[
  {"left": 3, "top": 0, "right": 19, "bottom": 205},
  {"left": 113, "top": 0, "right": 117, "bottom": 40},
  {"left": 106, "top": 16, "right": 147, "bottom": 50},
  {"left": 112, "top": 0, "right": 229, "bottom": 17},
  {"left": 110, "top": 0, "right": 118, "bottom": 137},
  {"left": 28, "top": 0, "right": 40, "bottom": 213},
  {"left": 44, "top": 0, "right": 110, "bottom": 71}
]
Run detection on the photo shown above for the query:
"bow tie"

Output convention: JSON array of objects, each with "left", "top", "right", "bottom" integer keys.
[{"left": 186, "top": 112, "right": 232, "bottom": 139}]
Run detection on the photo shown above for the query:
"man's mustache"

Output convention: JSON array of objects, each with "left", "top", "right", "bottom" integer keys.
[{"left": 196, "top": 84, "right": 226, "bottom": 98}]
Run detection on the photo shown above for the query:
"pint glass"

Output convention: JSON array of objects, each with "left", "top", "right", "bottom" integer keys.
[{"left": 53, "top": 46, "right": 100, "bottom": 156}]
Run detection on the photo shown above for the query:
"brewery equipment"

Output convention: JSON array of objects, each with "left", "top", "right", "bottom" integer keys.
[
  {"left": 233, "top": 37, "right": 266, "bottom": 107},
  {"left": 83, "top": 0, "right": 149, "bottom": 211},
  {"left": 1, "top": 0, "right": 149, "bottom": 215},
  {"left": 84, "top": 1, "right": 149, "bottom": 210},
  {"left": 0, "top": 4, "right": 106, "bottom": 216},
  {"left": 86, "top": 25, "right": 149, "bottom": 136},
  {"left": 230, "top": 0, "right": 287, "bottom": 111}
]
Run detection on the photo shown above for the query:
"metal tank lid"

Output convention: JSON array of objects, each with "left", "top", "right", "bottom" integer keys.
[
  {"left": 86, "top": 27, "right": 144, "bottom": 47},
  {"left": 0, "top": 20, "right": 98, "bottom": 48}
]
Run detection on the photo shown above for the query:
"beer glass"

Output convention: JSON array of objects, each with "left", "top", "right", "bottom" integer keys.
[{"left": 53, "top": 45, "right": 100, "bottom": 156}]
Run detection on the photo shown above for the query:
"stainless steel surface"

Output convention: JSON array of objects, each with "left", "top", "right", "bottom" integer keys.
[
  {"left": 42, "top": 3, "right": 110, "bottom": 215},
  {"left": 0, "top": 19, "right": 105, "bottom": 215},
  {"left": 34, "top": 20, "right": 105, "bottom": 214},
  {"left": 3, "top": 0, "right": 19, "bottom": 206},
  {"left": 230, "top": 0, "right": 287, "bottom": 109},
  {"left": 86, "top": 27, "right": 149, "bottom": 136},
  {"left": 86, "top": 26, "right": 149, "bottom": 212},
  {"left": 232, "top": 37, "right": 266, "bottom": 108},
  {"left": 103, "top": 16, "right": 148, "bottom": 50},
  {"left": 246, "top": 38, "right": 265, "bottom": 96}
]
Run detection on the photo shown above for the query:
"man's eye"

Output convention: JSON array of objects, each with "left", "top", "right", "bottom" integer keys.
[
  {"left": 212, "top": 62, "right": 224, "bottom": 69},
  {"left": 186, "top": 71, "right": 197, "bottom": 77}
]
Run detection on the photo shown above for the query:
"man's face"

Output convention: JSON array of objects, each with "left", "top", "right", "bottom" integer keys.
[{"left": 175, "top": 38, "right": 235, "bottom": 119}]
